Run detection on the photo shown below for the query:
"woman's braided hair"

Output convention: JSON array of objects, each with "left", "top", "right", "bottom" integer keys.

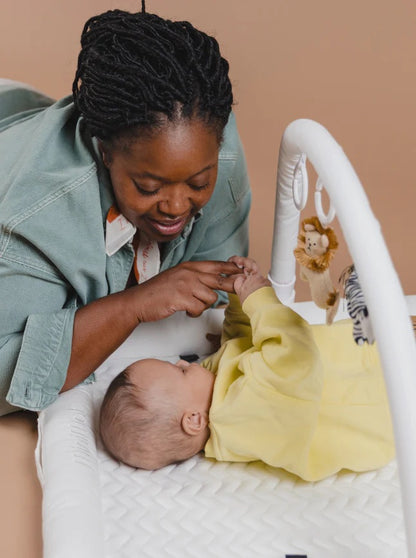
[{"left": 72, "top": 8, "right": 233, "bottom": 145}]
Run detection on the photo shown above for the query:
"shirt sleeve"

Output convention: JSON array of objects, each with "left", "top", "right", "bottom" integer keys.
[
  {"left": 0, "top": 255, "right": 82, "bottom": 414},
  {"left": 220, "top": 293, "right": 251, "bottom": 343},
  {"left": 4, "top": 308, "right": 76, "bottom": 411},
  {"left": 205, "top": 287, "right": 325, "bottom": 477},
  {"left": 241, "top": 287, "right": 323, "bottom": 400},
  {"left": 0, "top": 92, "right": 103, "bottom": 414}
]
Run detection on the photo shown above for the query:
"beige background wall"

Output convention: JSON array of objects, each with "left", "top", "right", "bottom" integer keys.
[
  {"left": 2, "top": 0, "right": 415, "bottom": 298},
  {"left": 0, "top": 2, "right": 415, "bottom": 556}
]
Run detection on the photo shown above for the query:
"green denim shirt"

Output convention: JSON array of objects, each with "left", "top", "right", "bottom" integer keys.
[{"left": 0, "top": 84, "right": 250, "bottom": 415}]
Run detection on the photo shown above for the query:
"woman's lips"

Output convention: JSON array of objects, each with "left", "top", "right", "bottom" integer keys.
[{"left": 146, "top": 216, "right": 188, "bottom": 236}]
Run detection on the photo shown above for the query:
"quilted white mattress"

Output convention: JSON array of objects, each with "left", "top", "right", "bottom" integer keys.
[{"left": 36, "top": 302, "right": 411, "bottom": 558}]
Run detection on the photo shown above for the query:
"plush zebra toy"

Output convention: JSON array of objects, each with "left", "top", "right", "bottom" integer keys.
[{"left": 340, "top": 264, "right": 375, "bottom": 345}]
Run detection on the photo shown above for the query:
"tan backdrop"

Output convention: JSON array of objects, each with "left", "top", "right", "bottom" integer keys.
[
  {"left": 0, "top": 3, "right": 415, "bottom": 557},
  {"left": 2, "top": 0, "right": 416, "bottom": 297},
  {"left": 2, "top": 0, "right": 416, "bottom": 298}
]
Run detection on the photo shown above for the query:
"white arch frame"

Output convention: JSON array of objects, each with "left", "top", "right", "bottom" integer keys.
[{"left": 269, "top": 119, "right": 416, "bottom": 557}]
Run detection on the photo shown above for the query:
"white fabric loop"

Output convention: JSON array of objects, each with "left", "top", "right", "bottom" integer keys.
[
  {"left": 292, "top": 153, "right": 308, "bottom": 210},
  {"left": 314, "top": 178, "right": 336, "bottom": 226}
]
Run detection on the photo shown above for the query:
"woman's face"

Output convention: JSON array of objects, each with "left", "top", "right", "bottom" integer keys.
[{"left": 101, "top": 119, "right": 220, "bottom": 243}]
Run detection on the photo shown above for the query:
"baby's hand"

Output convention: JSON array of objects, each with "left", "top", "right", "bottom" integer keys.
[
  {"left": 228, "top": 256, "right": 270, "bottom": 303},
  {"left": 228, "top": 255, "right": 259, "bottom": 275}
]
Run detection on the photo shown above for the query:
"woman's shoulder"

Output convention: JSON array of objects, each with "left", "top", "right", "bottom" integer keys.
[
  {"left": 0, "top": 94, "right": 99, "bottom": 219},
  {"left": 209, "top": 112, "right": 250, "bottom": 212},
  {"left": 0, "top": 80, "right": 55, "bottom": 125}
]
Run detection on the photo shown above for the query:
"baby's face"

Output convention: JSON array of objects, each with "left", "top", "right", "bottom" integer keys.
[{"left": 127, "top": 358, "right": 215, "bottom": 413}]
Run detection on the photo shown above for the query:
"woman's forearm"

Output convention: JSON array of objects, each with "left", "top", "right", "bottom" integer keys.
[
  {"left": 61, "top": 260, "right": 240, "bottom": 392},
  {"left": 61, "top": 288, "right": 139, "bottom": 391}
]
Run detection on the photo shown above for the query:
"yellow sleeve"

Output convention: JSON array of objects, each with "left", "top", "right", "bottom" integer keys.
[
  {"left": 221, "top": 293, "right": 251, "bottom": 343},
  {"left": 241, "top": 287, "right": 323, "bottom": 400},
  {"left": 206, "top": 288, "right": 394, "bottom": 480},
  {"left": 205, "top": 287, "right": 325, "bottom": 478},
  {"left": 202, "top": 293, "right": 252, "bottom": 372}
]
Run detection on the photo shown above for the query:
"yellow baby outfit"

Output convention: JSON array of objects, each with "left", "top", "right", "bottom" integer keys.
[{"left": 203, "top": 287, "right": 394, "bottom": 481}]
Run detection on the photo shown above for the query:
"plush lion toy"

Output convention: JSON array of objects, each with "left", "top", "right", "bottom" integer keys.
[{"left": 294, "top": 216, "right": 340, "bottom": 324}]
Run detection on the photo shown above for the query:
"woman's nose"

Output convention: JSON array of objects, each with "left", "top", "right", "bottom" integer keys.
[{"left": 158, "top": 184, "right": 191, "bottom": 217}]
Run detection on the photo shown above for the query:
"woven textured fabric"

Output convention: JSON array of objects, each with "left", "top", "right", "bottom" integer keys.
[{"left": 99, "top": 449, "right": 404, "bottom": 558}]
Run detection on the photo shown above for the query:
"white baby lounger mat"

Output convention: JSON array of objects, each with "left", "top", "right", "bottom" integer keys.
[{"left": 36, "top": 301, "right": 410, "bottom": 558}]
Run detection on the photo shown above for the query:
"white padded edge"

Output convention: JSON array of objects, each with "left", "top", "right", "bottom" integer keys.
[{"left": 36, "top": 387, "right": 104, "bottom": 558}]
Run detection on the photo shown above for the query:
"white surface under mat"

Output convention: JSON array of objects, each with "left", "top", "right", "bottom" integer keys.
[{"left": 36, "top": 303, "right": 409, "bottom": 558}]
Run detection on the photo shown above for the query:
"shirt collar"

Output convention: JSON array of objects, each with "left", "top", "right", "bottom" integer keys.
[{"left": 105, "top": 206, "right": 136, "bottom": 256}]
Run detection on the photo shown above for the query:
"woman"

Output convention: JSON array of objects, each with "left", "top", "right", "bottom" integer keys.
[{"left": 0, "top": 9, "right": 251, "bottom": 415}]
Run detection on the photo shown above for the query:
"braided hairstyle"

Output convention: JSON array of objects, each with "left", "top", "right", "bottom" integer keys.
[{"left": 72, "top": 8, "right": 233, "bottom": 147}]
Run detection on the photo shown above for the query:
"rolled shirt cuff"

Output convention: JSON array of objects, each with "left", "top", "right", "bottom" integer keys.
[{"left": 6, "top": 308, "right": 78, "bottom": 411}]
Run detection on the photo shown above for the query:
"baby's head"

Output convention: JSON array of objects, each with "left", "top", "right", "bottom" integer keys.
[{"left": 100, "top": 358, "right": 215, "bottom": 470}]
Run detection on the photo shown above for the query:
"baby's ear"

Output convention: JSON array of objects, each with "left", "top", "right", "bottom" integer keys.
[{"left": 181, "top": 411, "right": 208, "bottom": 436}]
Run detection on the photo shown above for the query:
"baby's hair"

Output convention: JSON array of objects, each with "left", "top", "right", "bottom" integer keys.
[
  {"left": 72, "top": 9, "right": 233, "bottom": 146},
  {"left": 100, "top": 365, "right": 202, "bottom": 469}
]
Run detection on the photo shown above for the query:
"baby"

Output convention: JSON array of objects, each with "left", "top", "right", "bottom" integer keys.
[{"left": 100, "top": 257, "right": 394, "bottom": 481}]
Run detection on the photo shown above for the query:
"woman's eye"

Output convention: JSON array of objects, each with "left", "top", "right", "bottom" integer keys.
[
  {"left": 133, "top": 181, "right": 160, "bottom": 196},
  {"left": 188, "top": 182, "right": 209, "bottom": 192}
]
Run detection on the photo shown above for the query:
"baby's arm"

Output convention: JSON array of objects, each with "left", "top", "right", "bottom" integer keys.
[
  {"left": 206, "top": 285, "right": 325, "bottom": 478},
  {"left": 217, "top": 256, "right": 271, "bottom": 344}
]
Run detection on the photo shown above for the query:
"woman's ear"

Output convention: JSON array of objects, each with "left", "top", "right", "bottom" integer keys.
[
  {"left": 181, "top": 411, "right": 208, "bottom": 436},
  {"left": 98, "top": 140, "right": 112, "bottom": 167}
]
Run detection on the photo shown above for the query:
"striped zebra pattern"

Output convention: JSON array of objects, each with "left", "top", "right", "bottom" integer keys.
[{"left": 341, "top": 264, "right": 375, "bottom": 345}]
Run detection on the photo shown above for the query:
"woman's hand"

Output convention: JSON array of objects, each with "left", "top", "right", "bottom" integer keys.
[
  {"left": 132, "top": 260, "right": 242, "bottom": 322},
  {"left": 63, "top": 259, "right": 241, "bottom": 392}
]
